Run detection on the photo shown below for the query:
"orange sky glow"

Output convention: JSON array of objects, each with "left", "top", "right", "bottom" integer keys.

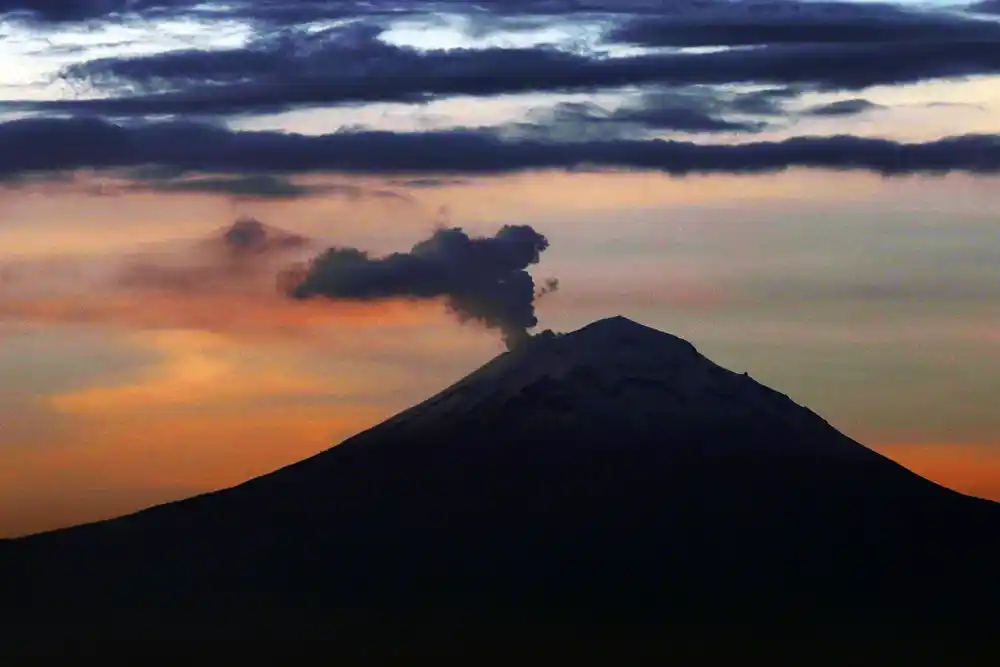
[{"left": 1, "top": 168, "right": 998, "bottom": 536}]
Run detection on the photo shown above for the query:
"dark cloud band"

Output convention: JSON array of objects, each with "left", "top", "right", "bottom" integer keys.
[
  {"left": 25, "top": 34, "right": 1000, "bottom": 118},
  {"left": 803, "top": 99, "right": 883, "bottom": 117},
  {"left": 2, "top": 1, "right": 995, "bottom": 122},
  {"left": 610, "top": 1, "right": 1000, "bottom": 47},
  {"left": 1, "top": 117, "right": 999, "bottom": 179},
  {"left": 970, "top": 1, "right": 1000, "bottom": 15}
]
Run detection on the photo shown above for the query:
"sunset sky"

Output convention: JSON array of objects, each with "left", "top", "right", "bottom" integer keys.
[{"left": 1, "top": 0, "right": 999, "bottom": 537}]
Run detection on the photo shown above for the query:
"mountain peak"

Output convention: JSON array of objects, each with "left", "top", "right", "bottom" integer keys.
[
  {"left": 359, "top": 315, "right": 863, "bottom": 462},
  {"left": 426, "top": 315, "right": 704, "bottom": 401},
  {"left": 6, "top": 314, "right": 999, "bottom": 638},
  {"left": 580, "top": 314, "right": 648, "bottom": 330},
  {"left": 556, "top": 315, "right": 699, "bottom": 358}
]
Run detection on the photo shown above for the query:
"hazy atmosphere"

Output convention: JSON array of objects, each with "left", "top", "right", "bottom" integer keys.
[{"left": 1, "top": 0, "right": 999, "bottom": 537}]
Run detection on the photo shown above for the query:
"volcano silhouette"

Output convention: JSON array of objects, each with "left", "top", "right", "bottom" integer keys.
[{"left": 3, "top": 316, "right": 999, "bottom": 640}]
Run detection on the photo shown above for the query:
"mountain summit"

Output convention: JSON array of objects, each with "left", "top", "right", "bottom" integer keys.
[
  {"left": 3, "top": 316, "right": 999, "bottom": 639},
  {"left": 366, "top": 315, "right": 868, "bottom": 462}
]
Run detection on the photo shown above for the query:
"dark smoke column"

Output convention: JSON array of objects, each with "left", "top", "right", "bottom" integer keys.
[{"left": 284, "top": 225, "right": 557, "bottom": 349}]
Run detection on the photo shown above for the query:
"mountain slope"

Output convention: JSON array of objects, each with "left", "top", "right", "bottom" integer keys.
[{"left": 3, "top": 316, "right": 999, "bottom": 637}]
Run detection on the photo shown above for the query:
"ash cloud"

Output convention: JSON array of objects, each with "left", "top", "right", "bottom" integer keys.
[
  {"left": 118, "top": 217, "right": 313, "bottom": 294},
  {"left": 285, "top": 225, "right": 557, "bottom": 349},
  {"left": 217, "top": 217, "right": 310, "bottom": 256}
]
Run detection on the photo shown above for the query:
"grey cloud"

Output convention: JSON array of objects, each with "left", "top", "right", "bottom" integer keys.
[
  {"left": 113, "top": 172, "right": 414, "bottom": 201},
  {"left": 392, "top": 177, "right": 471, "bottom": 189},
  {"left": 504, "top": 87, "right": 784, "bottom": 141},
  {"left": 0, "top": 0, "right": 725, "bottom": 25},
  {"left": 126, "top": 174, "right": 341, "bottom": 199},
  {"left": 13, "top": 11, "right": 1000, "bottom": 120},
  {"left": 0, "top": 0, "right": 139, "bottom": 22},
  {"left": 728, "top": 86, "right": 803, "bottom": 116},
  {"left": 216, "top": 217, "right": 310, "bottom": 256},
  {"left": 969, "top": 1, "right": 1000, "bottom": 15},
  {"left": 804, "top": 98, "right": 884, "bottom": 117},
  {"left": 116, "top": 217, "right": 314, "bottom": 294},
  {"left": 2, "top": 117, "right": 1000, "bottom": 178},
  {"left": 609, "top": 1, "right": 1000, "bottom": 47},
  {"left": 56, "top": 22, "right": 393, "bottom": 96}
]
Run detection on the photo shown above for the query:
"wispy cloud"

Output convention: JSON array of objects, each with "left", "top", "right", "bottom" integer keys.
[{"left": 47, "top": 329, "right": 346, "bottom": 414}]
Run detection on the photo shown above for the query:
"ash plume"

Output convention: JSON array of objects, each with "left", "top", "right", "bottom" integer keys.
[
  {"left": 118, "top": 217, "right": 313, "bottom": 294},
  {"left": 218, "top": 216, "right": 309, "bottom": 257},
  {"left": 284, "top": 225, "right": 557, "bottom": 349}
]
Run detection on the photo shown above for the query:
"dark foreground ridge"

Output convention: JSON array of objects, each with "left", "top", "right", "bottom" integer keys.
[{"left": 2, "top": 316, "right": 999, "bottom": 650}]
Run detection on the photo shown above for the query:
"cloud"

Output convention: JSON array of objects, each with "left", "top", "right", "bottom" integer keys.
[
  {"left": 16, "top": 10, "right": 1000, "bottom": 119},
  {"left": 505, "top": 88, "right": 774, "bottom": 139},
  {"left": 285, "top": 224, "right": 557, "bottom": 349},
  {"left": 40, "top": 38, "right": 1000, "bottom": 115},
  {"left": 0, "top": 168, "right": 417, "bottom": 201},
  {"left": 390, "top": 177, "right": 471, "bottom": 189},
  {"left": 505, "top": 86, "right": 805, "bottom": 141},
  {"left": 208, "top": 1, "right": 399, "bottom": 25},
  {"left": 970, "top": 0, "right": 1000, "bottom": 15},
  {"left": 9, "top": 0, "right": 999, "bottom": 26},
  {"left": 0, "top": 0, "right": 533, "bottom": 26},
  {"left": 804, "top": 98, "right": 884, "bottom": 117},
  {"left": 2, "top": 116, "right": 1000, "bottom": 179},
  {"left": 0, "top": 0, "right": 722, "bottom": 25},
  {"left": 119, "top": 173, "right": 364, "bottom": 200},
  {"left": 46, "top": 329, "right": 339, "bottom": 414},
  {"left": 216, "top": 217, "right": 309, "bottom": 254},
  {"left": 55, "top": 22, "right": 392, "bottom": 99},
  {"left": 0, "top": 0, "right": 140, "bottom": 22},
  {"left": 0, "top": 291, "right": 446, "bottom": 341},
  {"left": 609, "top": 1, "right": 1000, "bottom": 47},
  {"left": 114, "top": 217, "right": 314, "bottom": 295}
]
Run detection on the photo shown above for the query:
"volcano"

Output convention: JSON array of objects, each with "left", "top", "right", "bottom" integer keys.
[{"left": 3, "top": 316, "right": 999, "bottom": 643}]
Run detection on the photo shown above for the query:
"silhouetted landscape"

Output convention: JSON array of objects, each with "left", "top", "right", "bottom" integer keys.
[
  {"left": 3, "top": 0, "right": 1000, "bottom": 659},
  {"left": 4, "top": 317, "right": 998, "bottom": 655}
]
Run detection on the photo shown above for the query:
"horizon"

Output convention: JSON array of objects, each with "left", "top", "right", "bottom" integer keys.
[{"left": 2, "top": 0, "right": 1000, "bottom": 537}]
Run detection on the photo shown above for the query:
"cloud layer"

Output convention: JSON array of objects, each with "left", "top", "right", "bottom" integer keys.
[
  {"left": 2, "top": 117, "right": 999, "bottom": 180},
  {"left": 16, "top": 15, "right": 1000, "bottom": 119},
  {"left": 2, "top": 0, "right": 999, "bottom": 186}
]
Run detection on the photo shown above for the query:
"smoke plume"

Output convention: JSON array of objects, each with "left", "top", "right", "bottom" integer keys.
[
  {"left": 218, "top": 217, "right": 310, "bottom": 256},
  {"left": 116, "top": 217, "right": 313, "bottom": 294},
  {"left": 284, "top": 225, "right": 557, "bottom": 349}
]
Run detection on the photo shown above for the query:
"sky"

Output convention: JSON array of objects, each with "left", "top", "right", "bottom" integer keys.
[{"left": 1, "top": 0, "right": 999, "bottom": 537}]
